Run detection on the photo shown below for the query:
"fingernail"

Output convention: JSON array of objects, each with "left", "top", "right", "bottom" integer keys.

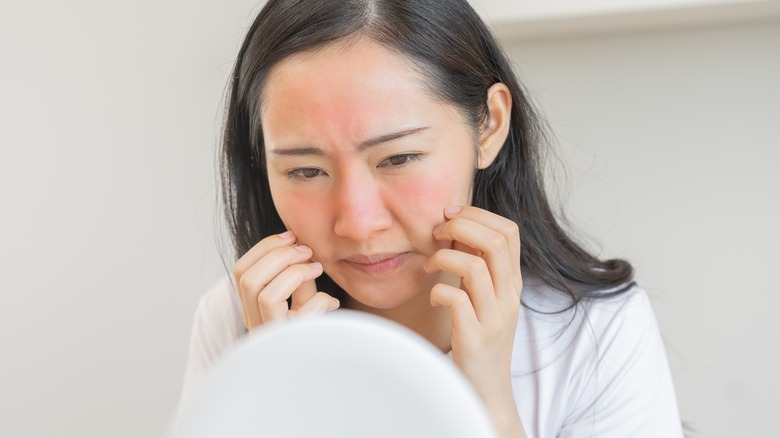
[
  {"left": 295, "top": 245, "right": 311, "bottom": 253},
  {"left": 432, "top": 223, "right": 443, "bottom": 235},
  {"left": 279, "top": 231, "right": 294, "bottom": 239},
  {"left": 445, "top": 205, "right": 462, "bottom": 216},
  {"left": 307, "top": 262, "right": 322, "bottom": 270}
]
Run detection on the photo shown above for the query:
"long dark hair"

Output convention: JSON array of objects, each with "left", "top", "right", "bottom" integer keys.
[{"left": 218, "top": 0, "right": 634, "bottom": 309}]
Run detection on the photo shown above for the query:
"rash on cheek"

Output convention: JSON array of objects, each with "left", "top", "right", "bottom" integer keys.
[
  {"left": 273, "top": 195, "right": 329, "bottom": 258},
  {"left": 391, "top": 174, "right": 470, "bottom": 255}
]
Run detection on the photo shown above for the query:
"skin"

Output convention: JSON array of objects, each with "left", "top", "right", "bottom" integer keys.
[{"left": 232, "top": 38, "right": 525, "bottom": 437}]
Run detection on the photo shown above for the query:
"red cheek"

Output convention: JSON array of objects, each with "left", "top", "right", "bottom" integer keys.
[
  {"left": 387, "top": 173, "right": 468, "bottom": 220},
  {"left": 274, "top": 194, "right": 331, "bottom": 238},
  {"left": 382, "top": 174, "right": 462, "bottom": 256}
]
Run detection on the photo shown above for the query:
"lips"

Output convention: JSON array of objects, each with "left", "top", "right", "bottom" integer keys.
[{"left": 343, "top": 252, "right": 410, "bottom": 273}]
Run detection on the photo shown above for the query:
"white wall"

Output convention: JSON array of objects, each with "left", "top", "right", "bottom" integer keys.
[
  {"left": 473, "top": 0, "right": 780, "bottom": 22},
  {"left": 504, "top": 21, "right": 780, "bottom": 437},
  {"left": 0, "top": 1, "right": 260, "bottom": 436},
  {"left": 1, "top": 1, "right": 777, "bottom": 437}
]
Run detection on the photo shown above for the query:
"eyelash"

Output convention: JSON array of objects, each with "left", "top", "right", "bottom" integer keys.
[
  {"left": 377, "top": 153, "right": 423, "bottom": 168},
  {"left": 286, "top": 167, "right": 322, "bottom": 180},
  {"left": 286, "top": 153, "right": 423, "bottom": 180}
]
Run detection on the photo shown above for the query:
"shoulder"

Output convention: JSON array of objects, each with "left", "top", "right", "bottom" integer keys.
[
  {"left": 515, "top": 276, "right": 657, "bottom": 351},
  {"left": 189, "top": 274, "right": 248, "bottom": 362},
  {"left": 193, "top": 274, "right": 246, "bottom": 334},
  {"left": 178, "top": 274, "right": 247, "bottom": 415},
  {"left": 513, "top": 275, "right": 666, "bottom": 378},
  {"left": 511, "top": 276, "right": 682, "bottom": 437}
]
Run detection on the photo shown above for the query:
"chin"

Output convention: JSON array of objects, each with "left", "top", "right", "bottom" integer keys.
[{"left": 332, "top": 276, "right": 426, "bottom": 311}]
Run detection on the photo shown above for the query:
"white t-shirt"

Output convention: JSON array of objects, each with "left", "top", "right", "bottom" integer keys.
[{"left": 178, "top": 274, "right": 683, "bottom": 437}]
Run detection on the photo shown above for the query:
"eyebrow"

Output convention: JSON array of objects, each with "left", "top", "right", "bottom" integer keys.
[{"left": 270, "top": 127, "right": 430, "bottom": 156}]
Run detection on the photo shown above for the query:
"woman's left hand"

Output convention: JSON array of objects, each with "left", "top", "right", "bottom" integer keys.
[{"left": 424, "top": 205, "right": 525, "bottom": 437}]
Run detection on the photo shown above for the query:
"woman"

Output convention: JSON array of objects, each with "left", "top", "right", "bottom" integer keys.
[{"left": 180, "top": 0, "right": 683, "bottom": 436}]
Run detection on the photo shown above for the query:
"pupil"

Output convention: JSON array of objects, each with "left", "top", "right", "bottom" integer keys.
[{"left": 391, "top": 155, "right": 407, "bottom": 165}]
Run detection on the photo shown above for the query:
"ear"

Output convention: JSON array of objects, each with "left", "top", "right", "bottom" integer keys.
[{"left": 477, "top": 83, "right": 512, "bottom": 169}]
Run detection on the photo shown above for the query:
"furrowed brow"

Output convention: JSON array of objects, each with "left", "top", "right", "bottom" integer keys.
[
  {"left": 357, "top": 127, "right": 429, "bottom": 151},
  {"left": 270, "top": 146, "right": 325, "bottom": 156},
  {"left": 270, "top": 127, "right": 430, "bottom": 156}
]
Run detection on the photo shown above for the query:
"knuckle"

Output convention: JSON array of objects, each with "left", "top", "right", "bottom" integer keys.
[
  {"left": 503, "top": 220, "right": 520, "bottom": 238},
  {"left": 488, "top": 232, "right": 506, "bottom": 252},
  {"left": 237, "top": 274, "right": 254, "bottom": 295},
  {"left": 232, "top": 265, "right": 244, "bottom": 286},
  {"left": 452, "top": 291, "right": 471, "bottom": 308},
  {"left": 256, "top": 291, "right": 271, "bottom": 307},
  {"left": 467, "top": 257, "right": 487, "bottom": 275},
  {"left": 256, "top": 294, "right": 277, "bottom": 316}
]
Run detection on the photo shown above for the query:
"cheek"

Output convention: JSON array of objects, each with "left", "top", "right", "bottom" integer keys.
[
  {"left": 389, "top": 169, "right": 472, "bottom": 251},
  {"left": 394, "top": 176, "right": 466, "bottom": 207},
  {"left": 272, "top": 189, "right": 331, "bottom": 246},
  {"left": 393, "top": 157, "right": 473, "bottom": 211}
]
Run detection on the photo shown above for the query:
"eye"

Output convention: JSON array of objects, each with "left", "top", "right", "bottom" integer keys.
[
  {"left": 377, "top": 153, "right": 423, "bottom": 168},
  {"left": 287, "top": 168, "right": 323, "bottom": 180}
]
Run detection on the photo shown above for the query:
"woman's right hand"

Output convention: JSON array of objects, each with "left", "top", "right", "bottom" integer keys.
[{"left": 232, "top": 230, "right": 340, "bottom": 330}]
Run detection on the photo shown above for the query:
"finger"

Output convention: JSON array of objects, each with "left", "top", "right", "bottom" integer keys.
[
  {"left": 233, "top": 230, "right": 296, "bottom": 284},
  {"left": 433, "top": 216, "right": 515, "bottom": 302},
  {"left": 237, "top": 243, "right": 313, "bottom": 295},
  {"left": 443, "top": 205, "right": 521, "bottom": 279},
  {"left": 232, "top": 231, "right": 297, "bottom": 328},
  {"left": 424, "top": 248, "right": 500, "bottom": 323},
  {"left": 258, "top": 262, "right": 322, "bottom": 323},
  {"left": 429, "top": 282, "right": 479, "bottom": 329},
  {"left": 236, "top": 244, "right": 315, "bottom": 327},
  {"left": 293, "top": 292, "right": 340, "bottom": 317},
  {"left": 290, "top": 276, "right": 319, "bottom": 312}
]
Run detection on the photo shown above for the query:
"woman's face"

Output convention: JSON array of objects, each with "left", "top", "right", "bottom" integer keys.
[{"left": 261, "top": 38, "right": 477, "bottom": 310}]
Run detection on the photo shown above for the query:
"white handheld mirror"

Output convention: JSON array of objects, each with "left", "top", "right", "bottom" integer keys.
[{"left": 172, "top": 310, "right": 497, "bottom": 438}]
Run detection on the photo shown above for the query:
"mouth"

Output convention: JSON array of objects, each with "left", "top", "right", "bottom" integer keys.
[{"left": 343, "top": 252, "right": 411, "bottom": 274}]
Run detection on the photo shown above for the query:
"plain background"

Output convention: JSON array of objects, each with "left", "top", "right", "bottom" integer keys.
[{"left": 1, "top": 1, "right": 778, "bottom": 437}]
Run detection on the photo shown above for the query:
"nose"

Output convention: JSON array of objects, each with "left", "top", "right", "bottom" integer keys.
[{"left": 333, "top": 171, "right": 393, "bottom": 241}]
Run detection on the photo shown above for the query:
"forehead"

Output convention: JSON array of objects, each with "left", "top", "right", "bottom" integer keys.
[{"left": 260, "top": 38, "right": 442, "bottom": 149}]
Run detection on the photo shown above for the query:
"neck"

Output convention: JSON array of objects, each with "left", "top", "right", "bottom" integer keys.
[{"left": 345, "top": 287, "right": 452, "bottom": 354}]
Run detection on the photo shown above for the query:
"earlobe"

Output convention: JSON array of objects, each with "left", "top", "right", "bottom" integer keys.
[{"left": 477, "top": 83, "right": 513, "bottom": 170}]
